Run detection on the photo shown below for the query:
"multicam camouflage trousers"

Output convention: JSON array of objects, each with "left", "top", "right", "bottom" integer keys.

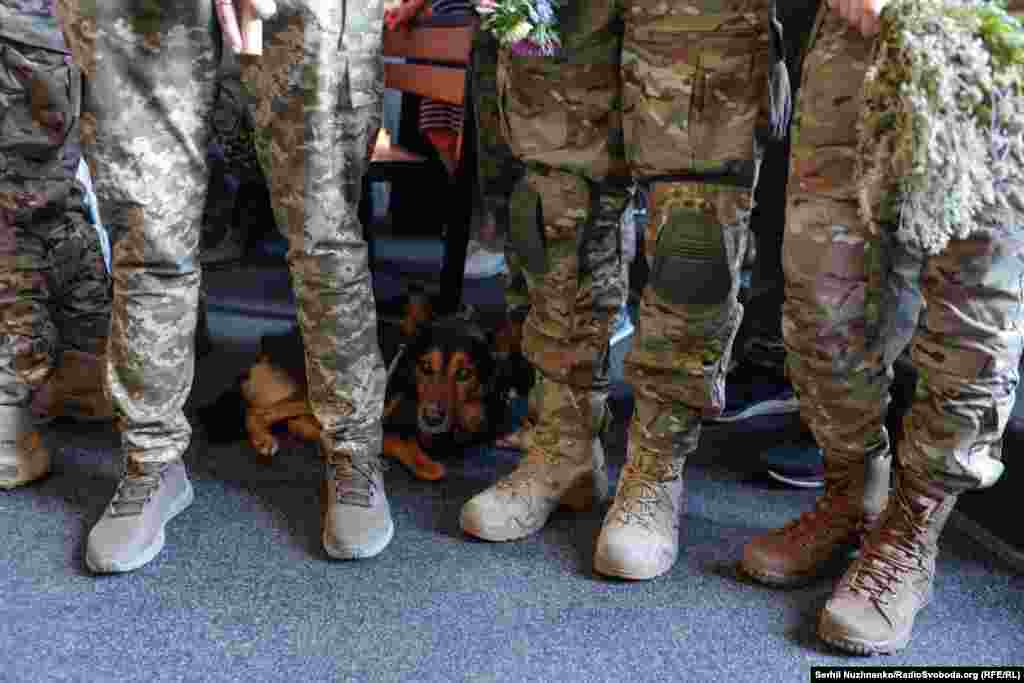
[
  {"left": 783, "top": 4, "right": 1024, "bottom": 491},
  {"left": 499, "top": 0, "right": 773, "bottom": 457},
  {"left": 59, "top": 0, "right": 387, "bottom": 465},
  {"left": 0, "top": 37, "right": 111, "bottom": 407}
]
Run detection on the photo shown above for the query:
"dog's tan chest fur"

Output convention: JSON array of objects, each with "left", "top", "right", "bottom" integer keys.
[{"left": 241, "top": 357, "right": 304, "bottom": 409}]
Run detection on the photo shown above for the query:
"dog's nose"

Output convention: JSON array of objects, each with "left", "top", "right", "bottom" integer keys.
[
  {"left": 419, "top": 402, "right": 449, "bottom": 433},
  {"left": 422, "top": 411, "right": 445, "bottom": 429}
]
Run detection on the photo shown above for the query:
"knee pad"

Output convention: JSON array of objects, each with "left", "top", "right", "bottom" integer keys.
[{"left": 648, "top": 200, "right": 732, "bottom": 306}]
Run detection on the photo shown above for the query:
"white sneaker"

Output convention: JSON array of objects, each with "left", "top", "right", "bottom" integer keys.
[{"left": 0, "top": 405, "right": 50, "bottom": 489}]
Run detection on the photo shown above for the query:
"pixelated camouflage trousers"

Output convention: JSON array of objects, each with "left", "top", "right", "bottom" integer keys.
[
  {"left": 59, "top": 0, "right": 386, "bottom": 465},
  {"left": 0, "top": 38, "right": 111, "bottom": 407},
  {"left": 499, "top": 0, "right": 772, "bottom": 458},
  {"left": 783, "top": 4, "right": 1024, "bottom": 492}
]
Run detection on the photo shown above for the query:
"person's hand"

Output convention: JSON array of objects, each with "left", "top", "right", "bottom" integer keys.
[
  {"left": 827, "top": 0, "right": 888, "bottom": 36},
  {"left": 384, "top": 0, "right": 431, "bottom": 32},
  {"left": 216, "top": 0, "right": 278, "bottom": 54}
]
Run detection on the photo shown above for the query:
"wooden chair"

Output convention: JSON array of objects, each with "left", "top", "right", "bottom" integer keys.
[{"left": 365, "top": 14, "right": 480, "bottom": 315}]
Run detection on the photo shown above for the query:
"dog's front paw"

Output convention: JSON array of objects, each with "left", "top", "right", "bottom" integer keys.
[
  {"left": 246, "top": 413, "right": 280, "bottom": 459},
  {"left": 251, "top": 433, "right": 280, "bottom": 459}
]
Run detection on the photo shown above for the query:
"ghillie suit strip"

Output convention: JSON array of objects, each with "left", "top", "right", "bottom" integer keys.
[{"left": 858, "top": 0, "right": 1024, "bottom": 256}]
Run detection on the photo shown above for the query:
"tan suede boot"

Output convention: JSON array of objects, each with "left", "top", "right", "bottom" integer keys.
[
  {"left": 460, "top": 378, "right": 609, "bottom": 542},
  {"left": 593, "top": 397, "right": 692, "bottom": 580},
  {"left": 0, "top": 404, "right": 51, "bottom": 489},
  {"left": 30, "top": 350, "right": 114, "bottom": 422},
  {"left": 817, "top": 467, "right": 958, "bottom": 655},
  {"left": 742, "top": 451, "right": 891, "bottom": 586}
]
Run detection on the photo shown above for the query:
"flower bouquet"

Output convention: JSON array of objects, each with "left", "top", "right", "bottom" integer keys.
[{"left": 475, "top": 0, "right": 562, "bottom": 56}]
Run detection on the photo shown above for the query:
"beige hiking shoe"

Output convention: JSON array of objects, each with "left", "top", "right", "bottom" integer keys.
[
  {"left": 323, "top": 451, "right": 394, "bottom": 560},
  {"left": 86, "top": 459, "right": 194, "bottom": 573},
  {"left": 460, "top": 382, "right": 609, "bottom": 542},
  {"left": 742, "top": 453, "right": 891, "bottom": 586},
  {"left": 0, "top": 404, "right": 50, "bottom": 489},
  {"left": 818, "top": 469, "right": 958, "bottom": 655}
]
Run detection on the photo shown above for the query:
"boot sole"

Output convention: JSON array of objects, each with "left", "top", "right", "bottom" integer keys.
[
  {"left": 740, "top": 563, "right": 826, "bottom": 588},
  {"left": 323, "top": 518, "right": 394, "bottom": 560},
  {"left": 85, "top": 480, "right": 195, "bottom": 574},
  {"left": 818, "top": 623, "right": 911, "bottom": 656},
  {"left": 593, "top": 553, "right": 675, "bottom": 581}
]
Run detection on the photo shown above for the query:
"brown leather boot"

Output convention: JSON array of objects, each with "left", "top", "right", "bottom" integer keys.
[
  {"left": 817, "top": 467, "right": 958, "bottom": 655},
  {"left": 741, "top": 451, "right": 890, "bottom": 586}
]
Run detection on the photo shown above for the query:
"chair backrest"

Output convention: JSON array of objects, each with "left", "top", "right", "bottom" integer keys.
[{"left": 382, "top": 17, "right": 477, "bottom": 107}]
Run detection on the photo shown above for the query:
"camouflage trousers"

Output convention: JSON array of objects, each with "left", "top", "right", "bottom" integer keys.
[
  {"left": 0, "top": 37, "right": 111, "bottom": 408},
  {"left": 783, "top": 4, "right": 1024, "bottom": 492},
  {"left": 499, "top": 0, "right": 773, "bottom": 457},
  {"left": 60, "top": 0, "right": 387, "bottom": 465}
]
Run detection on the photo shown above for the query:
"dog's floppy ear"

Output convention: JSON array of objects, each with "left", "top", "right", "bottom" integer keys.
[{"left": 399, "top": 285, "right": 434, "bottom": 339}]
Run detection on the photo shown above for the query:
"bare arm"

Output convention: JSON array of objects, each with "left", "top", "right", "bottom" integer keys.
[{"left": 828, "top": 0, "right": 889, "bottom": 37}]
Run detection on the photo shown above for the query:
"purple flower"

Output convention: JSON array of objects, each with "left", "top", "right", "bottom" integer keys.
[
  {"left": 510, "top": 39, "right": 557, "bottom": 56},
  {"left": 534, "top": 0, "right": 554, "bottom": 24}
]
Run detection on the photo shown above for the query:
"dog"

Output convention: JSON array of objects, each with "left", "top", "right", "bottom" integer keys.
[{"left": 199, "top": 294, "right": 531, "bottom": 480}]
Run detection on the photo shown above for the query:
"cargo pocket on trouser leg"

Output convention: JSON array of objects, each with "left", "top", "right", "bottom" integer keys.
[{"left": 0, "top": 42, "right": 79, "bottom": 163}]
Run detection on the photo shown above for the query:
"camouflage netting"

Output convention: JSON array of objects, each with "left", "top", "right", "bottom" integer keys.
[{"left": 857, "top": 0, "right": 1024, "bottom": 255}]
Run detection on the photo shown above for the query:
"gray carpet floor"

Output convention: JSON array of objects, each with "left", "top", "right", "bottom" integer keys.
[
  {"left": 4, "top": 363, "right": 1023, "bottom": 682},
  {"left": 3, "top": 260, "right": 1023, "bottom": 682}
]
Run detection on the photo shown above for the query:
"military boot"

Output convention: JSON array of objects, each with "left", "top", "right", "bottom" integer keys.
[
  {"left": 742, "top": 450, "right": 891, "bottom": 586},
  {"left": 30, "top": 350, "right": 114, "bottom": 422},
  {"left": 323, "top": 450, "right": 394, "bottom": 559},
  {"left": 460, "top": 378, "right": 609, "bottom": 542},
  {"left": 86, "top": 459, "right": 194, "bottom": 573},
  {"left": 0, "top": 404, "right": 50, "bottom": 489},
  {"left": 817, "top": 466, "right": 958, "bottom": 655},
  {"left": 594, "top": 397, "right": 691, "bottom": 580}
]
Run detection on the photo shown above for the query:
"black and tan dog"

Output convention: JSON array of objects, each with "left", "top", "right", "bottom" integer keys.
[{"left": 199, "top": 295, "right": 530, "bottom": 480}]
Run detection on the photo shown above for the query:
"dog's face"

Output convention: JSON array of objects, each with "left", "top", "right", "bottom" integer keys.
[
  {"left": 404, "top": 323, "right": 495, "bottom": 449},
  {"left": 414, "top": 347, "right": 485, "bottom": 436}
]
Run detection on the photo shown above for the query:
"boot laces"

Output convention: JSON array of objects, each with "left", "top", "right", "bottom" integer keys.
[
  {"left": 332, "top": 452, "right": 383, "bottom": 508},
  {"left": 612, "top": 452, "right": 681, "bottom": 531},
  {"left": 110, "top": 462, "right": 166, "bottom": 517},
  {"left": 846, "top": 490, "right": 926, "bottom": 604}
]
